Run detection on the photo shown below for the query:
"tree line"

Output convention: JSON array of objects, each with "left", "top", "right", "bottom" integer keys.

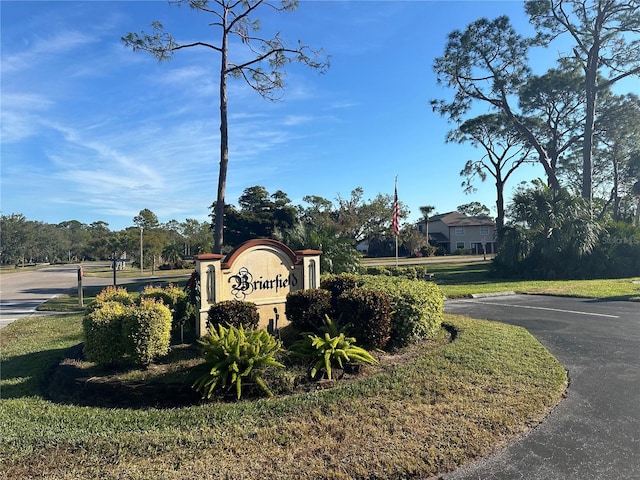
[
  {"left": 3, "top": 179, "right": 638, "bottom": 278},
  {"left": 0, "top": 213, "right": 212, "bottom": 269},
  {"left": 0, "top": 186, "right": 410, "bottom": 273}
]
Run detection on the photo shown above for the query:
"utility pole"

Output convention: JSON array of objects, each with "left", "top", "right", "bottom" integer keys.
[{"left": 140, "top": 226, "right": 144, "bottom": 273}]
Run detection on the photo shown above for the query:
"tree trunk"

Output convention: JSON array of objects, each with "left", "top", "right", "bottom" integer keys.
[
  {"left": 582, "top": 41, "right": 599, "bottom": 212},
  {"left": 425, "top": 217, "right": 429, "bottom": 245},
  {"left": 214, "top": 14, "right": 229, "bottom": 254},
  {"left": 612, "top": 152, "right": 620, "bottom": 221},
  {"left": 495, "top": 178, "right": 505, "bottom": 245}
]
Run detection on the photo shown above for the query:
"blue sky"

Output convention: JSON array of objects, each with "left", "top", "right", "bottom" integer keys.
[{"left": 2, "top": 0, "right": 629, "bottom": 232}]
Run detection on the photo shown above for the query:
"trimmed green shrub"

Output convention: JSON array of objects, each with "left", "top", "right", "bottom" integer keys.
[
  {"left": 290, "top": 315, "right": 377, "bottom": 380},
  {"left": 87, "top": 285, "right": 134, "bottom": 313},
  {"left": 360, "top": 265, "right": 428, "bottom": 280},
  {"left": 140, "top": 284, "right": 191, "bottom": 334},
  {"left": 336, "top": 288, "right": 391, "bottom": 350},
  {"left": 139, "top": 284, "right": 185, "bottom": 309},
  {"left": 285, "top": 289, "right": 332, "bottom": 332},
  {"left": 360, "top": 266, "right": 391, "bottom": 276},
  {"left": 395, "top": 265, "right": 428, "bottom": 280},
  {"left": 320, "top": 273, "right": 360, "bottom": 297},
  {"left": 320, "top": 273, "right": 360, "bottom": 314},
  {"left": 122, "top": 298, "right": 172, "bottom": 365},
  {"left": 207, "top": 300, "right": 260, "bottom": 331},
  {"left": 360, "top": 275, "right": 444, "bottom": 348},
  {"left": 83, "top": 301, "right": 128, "bottom": 365},
  {"left": 191, "top": 325, "right": 284, "bottom": 399}
]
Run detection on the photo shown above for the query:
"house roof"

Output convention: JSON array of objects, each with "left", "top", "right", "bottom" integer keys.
[
  {"left": 428, "top": 232, "right": 449, "bottom": 243},
  {"left": 430, "top": 211, "right": 495, "bottom": 227}
]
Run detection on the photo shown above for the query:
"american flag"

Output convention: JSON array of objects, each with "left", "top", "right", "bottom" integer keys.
[{"left": 392, "top": 182, "right": 400, "bottom": 236}]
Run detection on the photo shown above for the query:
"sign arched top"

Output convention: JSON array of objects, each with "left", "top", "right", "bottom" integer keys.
[{"left": 221, "top": 239, "right": 299, "bottom": 269}]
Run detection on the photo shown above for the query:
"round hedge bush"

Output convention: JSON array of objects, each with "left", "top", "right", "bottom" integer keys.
[
  {"left": 320, "top": 273, "right": 360, "bottom": 313},
  {"left": 285, "top": 288, "right": 332, "bottom": 332},
  {"left": 207, "top": 300, "right": 260, "bottom": 331},
  {"left": 122, "top": 298, "right": 172, "bottom": 365},
  {"left": 83, "top": 301, "right": 128, "bottom": 365},
  {"left": 320, "top": 273, "right": 360, "bottom": 297},
  {"left": 86, "top": 285, "right": 134, "bottom": 315},
  {"left": 139, "top": 284, "right": 192, "bottom": 332},
  {"left": 360, "top": 275, "right": 444, "bottom": 348},
  {"left": 336, "top": 288, "right": 391, "bottom": 350},
  {"left": 139, "top": 284, "right": 186, "bottom": 310}
]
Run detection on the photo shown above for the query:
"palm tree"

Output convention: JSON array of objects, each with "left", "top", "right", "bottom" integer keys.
[
  {"left": 419, "top": 205, "right": 435, "bottom": 248},
  {"left": 497, "top": 181, "right": 601, "bottom": 278},
  {"left": 162, "top": 243, "right": 183, "bottom": 265}
]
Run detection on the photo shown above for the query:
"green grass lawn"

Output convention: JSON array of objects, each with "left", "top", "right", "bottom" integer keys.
[
  {"left": 3, "top": 260, "right": 636, "bottom": 478},
  {"left": 424, "top": 261, "right": 640, "bottom": 301},
  {"left": 0, "top": 312, "right": 566, "bottom": 479},
  {"left": 80, "top": 265, "right": 193, "bottom": 279}
]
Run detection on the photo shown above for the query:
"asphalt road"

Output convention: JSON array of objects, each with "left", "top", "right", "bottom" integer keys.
[
  {"left": 444, "top": 294, "right": 640, "bottom": 480},
  {"left": 0, "top": 264, "right": 136, "bottom": 329},
  {"left": 0, "top": 265, "right": 79, "bottom": 329}
]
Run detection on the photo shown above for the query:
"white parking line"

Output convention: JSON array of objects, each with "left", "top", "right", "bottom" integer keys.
[{"left": 465, "top": 300, "right": 620, "bottom": 319}]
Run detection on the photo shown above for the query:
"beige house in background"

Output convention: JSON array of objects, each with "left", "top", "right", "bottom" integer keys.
[{"left": 418, "top": 211, "right": 496, "bottom": 255}]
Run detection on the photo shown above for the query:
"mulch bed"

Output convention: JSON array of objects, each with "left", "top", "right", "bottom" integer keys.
[
  {"left": 42, "top": 344, "right": 204, "bottom": 409},
  {"left": 42, "top": 328, "right": 455, "bottom": 410}
]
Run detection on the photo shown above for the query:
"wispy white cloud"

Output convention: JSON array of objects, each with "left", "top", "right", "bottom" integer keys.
[
  {"left": 280, "top": 114, "right": 317, "bottom": 127},
  {"left": 327, "top": 101, "right": 358, "bottom": 110},
  {"left": 21, "top": 114, "right": 221, "bottom": 221},
  {"left": 1, "top": 93, "right": 54, "bottom": 143},
  {"left": 2, "top": 30, "right": 98, "bottom": 75},
  {"left": 154, "top": 65, "right": 211, "bottom": 85},
  {"left": 0, "top": 2, "right": 360, "bottom": 228}
]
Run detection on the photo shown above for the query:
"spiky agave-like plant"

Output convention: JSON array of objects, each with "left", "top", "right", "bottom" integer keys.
[
  {"left": 192, "top": 324, "right": 284, "bottom": 400},
  {"left": 290, "top": 315, "right": 377, "bottom": 380}
]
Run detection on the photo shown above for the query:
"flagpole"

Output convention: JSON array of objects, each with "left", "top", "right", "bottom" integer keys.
[
  {"left": 395, "top": 234, "right": 398, "bottom": 267},
  {"left": 393, "top": 176, "right": 399, "bottom": 267}
]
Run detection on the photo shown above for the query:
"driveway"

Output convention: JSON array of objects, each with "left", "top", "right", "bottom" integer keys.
[{"left": 444, "top": 294, "right": 640, "bottom": 480}]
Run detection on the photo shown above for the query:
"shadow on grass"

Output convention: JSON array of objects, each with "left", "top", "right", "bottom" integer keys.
[
  {"left": 20, "top": 287, "right": 75, "bottom": 295},
  {"left": 39, "top": 343, "right": 206, "bottom": 409},
  {"left": 1, "top": 347, "right": 72, "bottom": 398},
  {"left": 1, "top": 333, "right": 205, "bottom": 408},
  {"left": 428, "top": 262, "right": 496, "bottom": 286}
]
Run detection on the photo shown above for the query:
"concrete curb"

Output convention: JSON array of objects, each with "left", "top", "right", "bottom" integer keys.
[{"left": 470, "top": 291, "right": 516, "bottom": 299}]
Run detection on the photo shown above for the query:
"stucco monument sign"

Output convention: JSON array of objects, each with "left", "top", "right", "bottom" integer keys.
[{"left": 194, "top": 239, "right": 322, "bottom": 336}]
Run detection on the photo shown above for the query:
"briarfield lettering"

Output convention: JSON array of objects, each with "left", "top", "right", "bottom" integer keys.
[
  {"left": 229, "top": 267, "right": 298, "bottom": 299},
  {"left": 253, "top": 272, "right": 298, "bottom": 292}
]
